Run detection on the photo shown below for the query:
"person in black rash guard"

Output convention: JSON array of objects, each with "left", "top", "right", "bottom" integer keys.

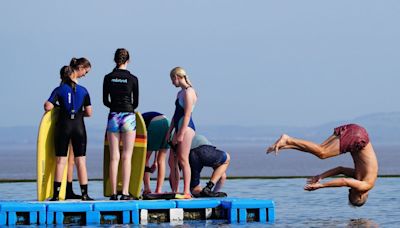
[
  {"left": 103, "top": 48, "right": 139, "bottom": 201},
  {"left": 44, "top": 57, "right": 94, "bottom": 201}
]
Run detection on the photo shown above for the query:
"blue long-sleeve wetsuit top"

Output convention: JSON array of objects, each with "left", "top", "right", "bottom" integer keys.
[{"left": 48, "top": 81, "right": 91, "bottom": 122}]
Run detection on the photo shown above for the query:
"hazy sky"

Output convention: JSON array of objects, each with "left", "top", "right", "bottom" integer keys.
[{"left": 0, "top": 1, "right": 399, "bottom": 128}]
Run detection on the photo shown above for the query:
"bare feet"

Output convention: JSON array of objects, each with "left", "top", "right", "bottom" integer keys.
[{"left": 266, "top": 134, "right": 290, "bottom": 155}]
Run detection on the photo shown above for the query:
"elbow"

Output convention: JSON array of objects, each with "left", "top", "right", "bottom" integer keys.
[
  {"left": 103, "top": 100, "right": 109, "bottom": 107},
  {"left": 340, "top": 178, "right": 350, "bottom": 186},
  {"left": 85, "top": 107, "right": 93, "bottom": 117}
]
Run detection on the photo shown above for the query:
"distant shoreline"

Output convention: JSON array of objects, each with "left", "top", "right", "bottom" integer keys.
[{"left": 1, "top": 175, "right": 399, "bottom": 183}]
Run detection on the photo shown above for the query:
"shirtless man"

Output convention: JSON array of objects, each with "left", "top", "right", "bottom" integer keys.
[{"left": 266, "top": 124, "right": 378, "bottom": 207}]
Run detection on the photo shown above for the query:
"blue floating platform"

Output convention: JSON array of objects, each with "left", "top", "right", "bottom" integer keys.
[{"left": 0, "top": 198, "right": 275, "bottom": 225}]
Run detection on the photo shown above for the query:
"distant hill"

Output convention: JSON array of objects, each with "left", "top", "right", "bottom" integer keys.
[
  {"left": 201, "top": 112, "right": 400, "bottom": 145},
  {"left": 1, "top": 112, "right": 400, "bottom": 147}
]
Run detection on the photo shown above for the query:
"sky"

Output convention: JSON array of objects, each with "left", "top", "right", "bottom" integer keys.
[{"left": 0, "top": 0, "right": 399, "bottom": 128}]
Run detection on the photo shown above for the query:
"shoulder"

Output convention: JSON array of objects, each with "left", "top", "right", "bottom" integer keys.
[
  {"left": 129, "top": 72, "right": 138, "bottom": 81},
  {"left": 186, "top": 87, "right": 196, "bottom": 96},
  {"left": 54, "top": 84, "right": 68, "bottom": 93},
  {"left": 184, "top": 87, "right": 197, "bottom": 101},
  {"left": 53, "top": 85, "right": 62, "bottom": 91},
  {"left": 106, "top": 69, "right": 116, "bottom": 77},
  {"left": 77, "top": 84, "right": 89, "bottom": 94}
]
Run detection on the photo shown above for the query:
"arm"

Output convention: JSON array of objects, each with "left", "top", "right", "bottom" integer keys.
[
  {"left": 44, "top": 88, "right": 58, "bottom": 112},
  {"left": 83, "top": 93, "right": 92, "bottom": 117},
  {"left": 176, "top": 88, "right": 195, "bottom": 143},
  {"left": 166, "top": 118, "right": 175, "bottom": 144},
  {"left": 305, "top": 177, "right": 371, "bottom": 192},
  {"left": 102, "top": 77, "right": 111, "bottom": 108},
  {"left": 150, "top": 151, "right": 158, "bottom": 173},
  {"left": 84, "top": 106, "right": 92, "bottom": 117},
  {"left": 44, "top": 101, "right": 54, "bottom": 112},
  {"left": 132, "top": 77, "right": 139, "bottom": 110},
  {"left": 308, "top": 166, "right": 355, "bottom": 184}
]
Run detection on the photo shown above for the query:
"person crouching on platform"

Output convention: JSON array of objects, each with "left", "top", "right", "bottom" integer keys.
[{"left": 189, "top": 134, "right": 230, "bottom": 197}]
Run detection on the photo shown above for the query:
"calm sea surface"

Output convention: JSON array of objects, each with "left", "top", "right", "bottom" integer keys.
[{"left": 0, "top": 178, "right": 399, "bottom": 227}]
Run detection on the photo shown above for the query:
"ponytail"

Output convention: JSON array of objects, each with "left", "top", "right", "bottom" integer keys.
[
  {"left": 59, "top": 65, "right": 73, "bottom": 84},
  {"left": 59, "top": 65, "right": 76, "bottom": 91},
  {"left": 183, "top": 75, "right": 192, "bottom": 87},
  {"left": 69, "top": 57, "right": 91, "bottom": 71}
]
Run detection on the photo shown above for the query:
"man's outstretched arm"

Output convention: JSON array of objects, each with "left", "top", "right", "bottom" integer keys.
[
  {"left": 305, "top": 177, "right": 371, "bottom": 191},
  {"left": 307, "top": 166, "right": 355, "bottom": 184}
]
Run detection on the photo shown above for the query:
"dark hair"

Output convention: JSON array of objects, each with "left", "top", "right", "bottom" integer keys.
[
  {"left": 70, "top": 57, "right": 91, "bottom": 71},
  {"left": 114, "top": 48, "right": 130, "bottom": 67},
  {"left": 59, "top": 65, "right": 73, "bottom": 84},
  {"left": 348, "top": 190, "right": 367, "bottom": 207}
]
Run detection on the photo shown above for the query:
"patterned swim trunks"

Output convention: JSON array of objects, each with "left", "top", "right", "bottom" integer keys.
[
  {"left": 106, "top": 112, "right": 136, "bottom": 133},
  {"left": 334, "top": 124, "right": 369, "bottom": 154}
]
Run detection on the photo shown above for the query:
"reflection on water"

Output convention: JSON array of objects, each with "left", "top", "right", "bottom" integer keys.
[{"left": 346, "top": 219, "right": 379, "bottom": 228}]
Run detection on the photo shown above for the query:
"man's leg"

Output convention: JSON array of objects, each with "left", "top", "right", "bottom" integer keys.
[{"left": 267, "top": 134, "right": 340, "bottom": 159}]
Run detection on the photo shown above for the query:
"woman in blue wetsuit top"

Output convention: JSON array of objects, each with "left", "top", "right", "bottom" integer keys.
[
  {"left": 103, "top": 48, "right": 139, "bottom": 200},
  {"left": 44, "top": 58, "right": 93, "bottom": 201},
  {"left": 166, "top": 67, "right": 197, "bottom": 198}
]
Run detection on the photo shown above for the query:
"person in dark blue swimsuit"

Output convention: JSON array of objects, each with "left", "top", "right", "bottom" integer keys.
[
  {"left": 166, "top": 67, "right": 197, "bottom": 198},
  {"left": 44, "top": 58, "right": 93, "bottom": 201}
]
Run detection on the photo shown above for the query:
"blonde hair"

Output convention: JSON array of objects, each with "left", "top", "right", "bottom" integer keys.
[{"left": 170, "top": 66, "right": 192, "bottom": 87}]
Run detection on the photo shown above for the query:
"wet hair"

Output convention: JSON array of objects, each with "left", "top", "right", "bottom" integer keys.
[
  {"left": 69, "top": 57, "right": 91, "bottom": 71},
  {"left": 59, "top": 65, "right": 73, "bottom": 84},
  {"left": 114, "top": 48, "right": 130, "bottom": 67},
  {"left": 348, "top": 190, "right": 368, "bottom": 207},
  {"left": 170, "top": 66, "right": 192, "bottom": 87}
]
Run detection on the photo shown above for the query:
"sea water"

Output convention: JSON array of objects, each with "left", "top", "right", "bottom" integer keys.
[{"left": 1, "top": 178, "right": 399, "bottom": 227}]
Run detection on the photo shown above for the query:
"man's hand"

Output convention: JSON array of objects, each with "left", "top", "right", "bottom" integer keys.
[
  {"left": 304, "top": 182, "right": 323, "bottom": 191},
  {"left": 307, "top": 175, "right": 322, "bottom": 184}
]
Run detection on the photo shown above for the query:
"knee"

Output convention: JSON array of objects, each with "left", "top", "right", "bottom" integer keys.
[
  {"left": 110, "top": 154, "right": 120, "bottom": 162},
  {"left": 74, "top": 157, "right": 86, "bottom": 167},
  {"left": 120, "top": 155, "right": 131, "bottom": 162},
  {"left": 157, "top": 159, "right": 165, "bottom": 167},
  {"left": 315, "top": 147, "right": 329, "bottom": 159},
  {"left": 56, "top": 157, "right": 67, "bottom": 165},
  {"left": 178, "top": 159, "right": 189, "bottom": 167}
]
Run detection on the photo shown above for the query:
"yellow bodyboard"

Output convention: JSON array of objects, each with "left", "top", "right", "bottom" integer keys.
[
  {"left": 37, "top": 108, "right": 68, "bottom": 201},
  {"left": 103, "top": 111, "right": 147, "bottom": 199}
]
